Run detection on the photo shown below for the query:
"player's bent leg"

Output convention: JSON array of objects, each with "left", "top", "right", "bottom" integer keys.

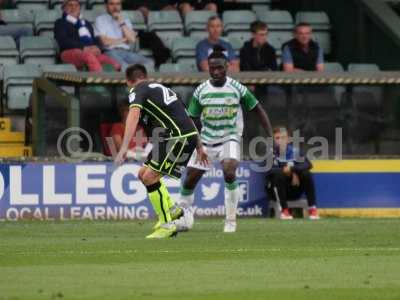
[
  {"left": 139, "top": 166, "right": 177, "bottom": 238},
  {"left": 222, "top": 159, "right": 240, "bottom": 233}
]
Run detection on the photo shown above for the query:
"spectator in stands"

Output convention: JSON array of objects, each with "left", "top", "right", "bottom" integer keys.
[
  {"left": 196, "top": 16, "right": 239, "bottom": 72},
  {"left": 95, "top": 0, "right": 152, "bottom": 71},
  {"left": 111, "top": 104, "right": 147, "bottom": 153},
  {"left": 54, "top": 0, "right": 120, "bottom": 72},
  {"left": 282, "top": 23, "right": 324, "bottom": 72},
  {"left": 240, "top": 21, "right": 277, "bottom": 71},
  {"left": 267, "top": 126, "right": 320, "bottom": 220},
  {"left": 0, "top": 8, "right": 32, "bottom": 47}
]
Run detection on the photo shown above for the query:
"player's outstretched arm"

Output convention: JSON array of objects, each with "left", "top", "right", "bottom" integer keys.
[
  {"left": 253, "top": 103, "right": 273, "bottom": 137},
  {"left": 114, "top": 107, "right": 141, "bottom": 165}
]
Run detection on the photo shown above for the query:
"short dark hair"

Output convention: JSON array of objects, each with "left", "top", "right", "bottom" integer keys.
[
  {"left": 207, "top": 15, "right": 222, "bottom": 25},
  {"left": 208, "top": 45, "right": 227, "bottom": 61},
  {"left": 250, "top": 20, "right": 268, "bottom": 33},
  {"left": 126, "top": 64, "right": 147, "bottom": 81},
  {"left": 294, "top": 22, "right": 312, "bottom": 32}
]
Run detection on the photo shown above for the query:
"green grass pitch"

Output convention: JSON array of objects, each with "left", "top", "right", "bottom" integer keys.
[{"left": 1, "top": 218, "right": 400, "bottom": 300}]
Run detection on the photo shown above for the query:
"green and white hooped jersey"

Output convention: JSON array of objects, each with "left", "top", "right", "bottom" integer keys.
[{"left": 187, "top": 77, "right": 258, "bottom": 144}]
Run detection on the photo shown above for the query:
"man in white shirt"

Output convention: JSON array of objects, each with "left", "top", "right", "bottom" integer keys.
[{"left": 95, "top": 0, "right": 152, "bottom": 71}]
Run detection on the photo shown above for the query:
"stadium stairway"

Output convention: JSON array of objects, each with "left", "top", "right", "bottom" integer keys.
[{"left": 0, "top": 117, "right": 32, "bottom": 157}]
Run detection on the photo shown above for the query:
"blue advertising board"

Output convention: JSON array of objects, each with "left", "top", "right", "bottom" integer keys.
[
  {"left": 0, "top": 162, "right": 267, "bottom": 221},
  {"left": 0, "top": 161, "right": 399, "bottom": 220}
]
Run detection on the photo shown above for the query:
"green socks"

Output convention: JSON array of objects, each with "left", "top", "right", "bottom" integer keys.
[{"left": 146, "top": 181, "right": 173, "bottom": 224}]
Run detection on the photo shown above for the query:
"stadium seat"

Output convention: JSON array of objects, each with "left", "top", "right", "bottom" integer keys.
[
  {"left": 3, "top": 64, "right": 42, "bottom": 110},
  {"left": 313, "top": 32, "right": 331, "bottom": 55},
  {"left": 295, "top": 12, "right": 331, "bottom": 31},
  {"left": 251, "top": 4, "right": 270, "bottom": 12},
  {"left": 223, "top": 10, "right": 256, "bottom": 33},
  {"left": 268, "top": 31, "right": 292, "bottom": 56},
  {"left": 158, "top": 31, "right": 183, "bottom": 50},
  {"left": 15, "top": 0, "right": 48, "bottom": 13},
  {"left": 226, "top": 31, "right": 251, "bottom": 45},
  {"left": 171, "top": 37, "right": 201, "bottom": 62},
  {"left": 0, "top": 36, "right": 20, "bottom": 66},
  {"left": 124, "top": 10, "right": 147, "bottom": 31},
  {"left": 81, "top": 9, "right": 104, "bottom": 24},
  {"left": 221, "top": 35, "right": 248, "bottom": 56},
  {"left": 256, "top": 10, "right": 294, "bottom": 31},
  {"left": 148, "top": 11, "right": 183, "bottom": 32},
  {"left": 19, "top": 36, "right": 57, "bottom": 66},
  {"left": 189, "top": 30, "right": 208, "bottom": 39},
  {"left": 1, "top": 9, "right": 34, "bottom": 29},
  {"left": 159, "top": 62, "right": 197, "bottom": 73},
  {"left": 324, "top": 62, "right": 344, "bottom": 72},
  {"left": 347, "top": 63, "right": 380, "bottom": 72},
  {"left": 185, "top": 10, "right": 217, "bottom": 34},
  {"left": 34, "top": 9, "right": 61, "bottom": 36}
]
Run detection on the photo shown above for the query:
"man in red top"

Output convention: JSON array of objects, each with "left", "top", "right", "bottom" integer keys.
[{"left": 111, "top": 104, "right": 147, "bottom": 153}]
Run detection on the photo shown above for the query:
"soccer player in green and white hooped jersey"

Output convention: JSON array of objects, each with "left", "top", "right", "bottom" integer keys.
[{"left": 177, "top": 45, "right": 273, "bottom": 233}]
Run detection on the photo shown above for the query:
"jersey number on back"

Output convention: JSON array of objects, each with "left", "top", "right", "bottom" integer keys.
[{"left": 149, "top": 83, "right": 178, "bottom": 105}]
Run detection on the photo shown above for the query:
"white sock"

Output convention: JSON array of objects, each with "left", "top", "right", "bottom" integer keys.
[
  {"left": 178, "top": 187, "right": 195, "bottom": 210},
  {"left": 224, "top": 182, "right": 239, "bottom": 222}
]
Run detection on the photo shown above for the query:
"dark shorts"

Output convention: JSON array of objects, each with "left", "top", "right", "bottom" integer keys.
[{"left": 144, "top": 133, "right": 197, "bottom": 179}]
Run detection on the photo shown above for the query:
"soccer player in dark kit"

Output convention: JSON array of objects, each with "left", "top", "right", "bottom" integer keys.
[{"left": 115, "top": 64, "right": 208, "bottom": 239}]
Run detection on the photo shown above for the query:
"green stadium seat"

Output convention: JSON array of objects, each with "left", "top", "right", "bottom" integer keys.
[
  {"left": 226, "top": 32, "right": 251, "bottom": 45},
  {"left": 256, "top": 10, "right": 293, "bottom": 31},
  {"left": 295, "top": 12, "right": 331, "bottom": 31},
  {"left": 223, "top": 10, "right": 256, "bottom": 33},
  {"left": 148, "top": 11, "right": 183, "bottom": 32},
  {"left": 1, "top": 9, "right": 34, "bottom": 29},
  {"left": 268, "top": 31, "right": 292, "bottom": 56},
  {"left": 251, "top": 4, "right": 270, "bottom": 12},
  {"left": 158, "top": 31, "right": 183, "bottom": 50},
  {"left": 82, "top": 8, "right": 104, "bottom": 24},
  {"left": 41, "top": 64, "right": 77, "bottom": 73},
  {"left": 324, "top": 62, "right": 344, "bottom": 72},
  {"left": 34, "top": 9, "right": 61, "bottom": 36},
  {"left": 171, "top": 37, "right": 201, "bottom": 62},
  {"left": 0, "top": 36, "right": 19, "bottom": 66},
  {"left": 159, "top": 62, "right": 196, "bottom": 73},
  {"left": 185, "top": 10, "right": 217, "bottom": 34},
  {"left": 313, "top": 32, "right": 331, "bottom": 55},
  {"left": 124, "top": 10, "right": 147, "bottom": 31},
  {"left": 20, "top": 36, "right": 57, "bottom": 66},
  {"left": 3, "top": 64, "right": 42, "bottom": 110},
  {"left": 189, "top": 30, "right": 208, "bottom": 39},
  {"left": 15, "top": 0, "right": 48, "bottom": 13},
  {"left": 347, "top": 63, "right": 380, "bottom": 72}
]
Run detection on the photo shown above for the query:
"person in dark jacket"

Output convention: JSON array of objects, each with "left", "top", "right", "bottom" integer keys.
[
  {"left": 267, "top": 126, "right": 320, "bottom": 220},
  {"left": 240, "top": 21, "right": 277, "bottom": 71},
  {"left": 282, "top": 23, "right": 324, "bottom": 72},
  {"left": 54, "top": 0, "right": 120, "bottom": 72}
]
